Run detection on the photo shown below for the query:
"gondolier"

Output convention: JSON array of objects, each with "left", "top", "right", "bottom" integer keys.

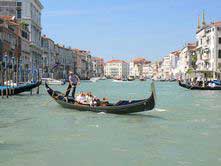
[{"left": 65, "top": 71, "right": 80, "bottom": 98}]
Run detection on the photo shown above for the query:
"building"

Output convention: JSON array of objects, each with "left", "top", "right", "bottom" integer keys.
[
  {"left": 73, "top": 49, "right": 92, "bottom": 79},
  {"left": 92, "top": 57, "right": 104, "bottom": 77},
  {"left": 0, "top": 0, "right": 44, "bottom": 80},
  {"left": 0, "top": 16, "right": 21, "bottom": 84},
  {"left": 195, "top": 14, "right": 221, "bottom": 79},
  {"left": 104, "top": 59, "right": 129, "bottom": 78},
  {"left": 41, "top": 35, "right": 55, "bottom": 78},
  {"left": 51, "top": 44, "right": 75, "bottom": 79},
  {"left": 142, "top": 63, "right": 153, "bottom": 78},
  {"left": 176, "top": 43, "right": 196, "bottom": 79},
  {"left": 129, "top": 57, "right": 150, "bottom": 77},
  {"left": 19, "top": 19, "right": 30, "bottom": 82},
  {"left": 161, "top": 55, "right": 171, "bottom": 80},
  {"left": 0, "top": 0, "right": 17, "bottom": 16},
  {"left": 169, "top": 51, "right": 180, "bottom": 79}
]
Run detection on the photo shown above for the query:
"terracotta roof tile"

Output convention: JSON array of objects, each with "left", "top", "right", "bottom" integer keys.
[{"left": 107, "top": 59, "right": 127, "bottom": 64}]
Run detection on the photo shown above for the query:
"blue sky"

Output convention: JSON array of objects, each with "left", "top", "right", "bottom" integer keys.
[{"left": 41, "top": 0, "right": 221, "bottom": 61}]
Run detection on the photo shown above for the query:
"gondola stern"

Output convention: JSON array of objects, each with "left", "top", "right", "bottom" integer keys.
[{"left": 151, "top": 81, "right": 157, "bottom": 104}]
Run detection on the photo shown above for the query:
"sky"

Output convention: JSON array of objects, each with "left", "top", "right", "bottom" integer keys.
[{"left": 41, "top": 0, "right": 221, "bottom": 61}]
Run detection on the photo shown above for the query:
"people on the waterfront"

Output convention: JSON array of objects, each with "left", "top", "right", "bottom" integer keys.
[{"left": 65, "top": 71, "right": 80, "bottom": 98}]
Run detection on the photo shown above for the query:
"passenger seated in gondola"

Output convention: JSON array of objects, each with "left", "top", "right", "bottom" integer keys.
[
  {"left": 76, "top": 92, "right": 87, "bottom": 104},
  {"left": 91, "top": 97, "right": 101, "bottom": 106},
  {"left": 100, "top": 97, "right": 110, "bottom": 106},
  {"left": 86, "top": 92, "right": 94, "bottom": 105}
]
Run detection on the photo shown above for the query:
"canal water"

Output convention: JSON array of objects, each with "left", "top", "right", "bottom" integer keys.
[{"left": 0, "top": 80, "right": 221, "bottom": 166}]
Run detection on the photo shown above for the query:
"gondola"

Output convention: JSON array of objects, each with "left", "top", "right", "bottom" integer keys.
[
  {"left": 178, "top": 81, "right": 221, "bottom": 90},
  {"left": 0, "top": 81, "right": 42, "bottom": 96},
  {"left": 45, "top": 82, "right": 156, "bottom": 114}
]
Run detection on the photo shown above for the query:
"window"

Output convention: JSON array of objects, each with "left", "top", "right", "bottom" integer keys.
[
  {"left": 219, "top": 50, "right": 221, "bottom": 59},
  {"left": 17, "top": 2, "right": 22, "bottom": 7},
  {"left": 219, "top": 38, "right": 221, "bottom": 44},
  {"left": 17, "top": 9, "right": 21, "bottom": 19}
]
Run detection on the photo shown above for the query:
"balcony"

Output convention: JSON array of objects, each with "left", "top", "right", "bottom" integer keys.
[{"left": 202, "top": 53, "right": 210, "bottom": 61}]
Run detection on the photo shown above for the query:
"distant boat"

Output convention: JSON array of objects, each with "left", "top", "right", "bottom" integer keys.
[
  {"left": 0, "top": 81, "right": 41, "bottom": 96},
  {"left": 100, "top": 76, "right": 107, "bottom": 80},
  {"left": 139, "top": 76, "right": 147, "bottom": 81},
  {"left": 128, "top": 76, "right": 135, "bottom": 81},
  {"left": 113, "top": 80, "right": 123, "bottom": 83},
  {"left": 42, "top": 78, "right": 65, "bottom": 85},
  {"left": 178, "top": 81, "right": 221, "bottom": 90},
  {"left": 90, "top": 77, "right": 100, "bottom": 82}
]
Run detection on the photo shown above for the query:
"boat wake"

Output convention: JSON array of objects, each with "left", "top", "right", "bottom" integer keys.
[
  {"left": 155, "top": 108, "right": 167, "bottom": 112},
  {"left": 97, "top": 112, "right": 106, "bottom": 115}
]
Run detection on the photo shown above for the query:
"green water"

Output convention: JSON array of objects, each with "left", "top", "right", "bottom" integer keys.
[{"left": 0, "top": 80, "right": 221, "bottom": 166}]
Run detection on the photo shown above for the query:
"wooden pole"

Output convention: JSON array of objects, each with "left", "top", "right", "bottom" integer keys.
[
  {"left": 6, "top": 63, "right": 8, "bottom": 98},
  {"left": 36, "top": 69, "right": 40, "bottom": 94}
]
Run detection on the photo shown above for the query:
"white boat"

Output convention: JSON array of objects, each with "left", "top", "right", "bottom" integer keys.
[
  {"left": 42, "top": 78, "right": 65, "bottom": 85},
  {"left": 90, "top": 77, "right": 100, "bottom": 83},
  {"left": 112, "top": 80, "right": 123, "bottom": 83},
  {"left": 100, "top": 76, "right": 107, "bottom": 80}
]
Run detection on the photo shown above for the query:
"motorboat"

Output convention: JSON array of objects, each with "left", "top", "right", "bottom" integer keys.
[
  {"left": 90, "top": 77, "right": 100, "bottom": 83},
  {"left": 42, "top": 78, "right": 65, "bottom": 85}
]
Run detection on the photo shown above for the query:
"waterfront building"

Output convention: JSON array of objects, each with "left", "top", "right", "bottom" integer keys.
[
  {"left": 157, "top": 60, "right": 164, "bottom": 79},
  {"left": 0, "top": 0, "right": 44, "bottom": 80},
  {"left": 161, "top": 55, "right": 172, "bottom": 80},
  {"left": 0, "top": 0, "right": 17, "bottom": 16},
  {"left": 0, "top": 16, "right": 23, "bottom": 84},
  {"left": 73, "top": 49, "right": 92, "bottom": 79},
  {"left": 150, "top": 61, "right": 160, "bottom": 80},
  {"left": 195, "top": 14, "right": 221, "bottom": 79},
  {"left": 104, "top": 59, "right": 129, "bottom": 78},
  {"left": 129, "top": 57, "right": 150, "bottom": 77},
  {"left": 92, "top": 57, "right": 104, "bottom": 77},
  {"left": 41, "top": 35, "right": 55, "bottom": 78},
  {"left": 52, "top": 44, "right": 75, "bottom": 79},
  {"left": 169, "top": 51, "right": 180, "bottom": 79},
  {"left": 86, "top": 53, "right": 93, "bottom": 79},
  {"left": 19, "top": 19, "right": 30, "bottom": 82},
  {"left": 176, "top": 43, "right": 196, "bottom": 79},
  {"left": 142, "top": 63, "right": 153, "bottom": 78}
]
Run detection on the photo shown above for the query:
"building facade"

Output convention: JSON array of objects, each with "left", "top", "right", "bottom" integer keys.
[
  {"left": 0, "top": 0, "right": 44, "bottom": 81},
  {"left": 129, "top": 57, "right": 150, "bottom": 77},
  {"left": 104, "top": 59, "right": 129, "bottom": 78},
  {"left": 92, "top": 57, "right": 104, "bottom": 77},
  {"left": 196, "top": 21, "right": 221, "bottom": 79}
]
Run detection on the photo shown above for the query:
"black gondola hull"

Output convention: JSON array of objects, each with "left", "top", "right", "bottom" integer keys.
[
  {"left": 178, "top": 81, "right": 221, "bottom": 90},
  {"left": 45, "top": 83, "right": 156, "bottom": 114},
  {"left": 0, "top": 81, "right": 41, "bottom": 96}
]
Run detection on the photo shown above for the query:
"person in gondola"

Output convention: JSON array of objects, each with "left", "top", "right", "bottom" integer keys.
[{"left": 65, "top": 71, "right": 80, "bottom": 98}]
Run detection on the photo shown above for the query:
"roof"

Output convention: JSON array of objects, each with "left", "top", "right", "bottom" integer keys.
[
  {"left": 187, "top": 43, "right": 197, "bottom": 50},
  {"left": 106, "top": 59, "right": 127, "bottom": 64},
  {"left": 92, "top": 57, "right": 104, "bottom": 61},
  {"left": 0, "top": 16, "right": 19, "bottom": 26},
  {"left": 209, "top": 21, "right": 221, "bottom": 27},
  {"left": 0, "top": 16, "right": 14, "bottom": 21},
  {"left": 133, "top": 57, "right": 146, "bottom": 62},
  {"left": 171, "top": 50, "right": 180, "bottom": 56}
]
